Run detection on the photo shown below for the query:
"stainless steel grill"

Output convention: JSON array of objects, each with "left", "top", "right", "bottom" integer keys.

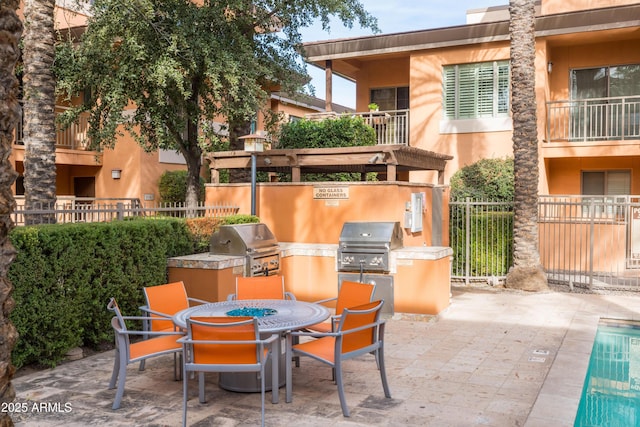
[
  {"left": 210, "top": 223, "right": 280, "bottom": 276},
  {"left": 337, "top": 221, "right": 403, "bottom": 273}
]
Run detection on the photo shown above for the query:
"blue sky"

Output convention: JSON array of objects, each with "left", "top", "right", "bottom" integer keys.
[{"left": 300, "top": 0, "right": 508, "bottom": 108}]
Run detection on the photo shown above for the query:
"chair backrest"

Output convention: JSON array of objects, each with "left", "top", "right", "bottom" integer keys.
[
  {"left": 338, "top": 300, "right": 384, "bottom": 355},
  {"left": 107, "top": 297, "right": 132, "bottom": 354},
  {"left": 235, "top": 275, "right": 286, "bottom": 300},
  {"left": 335, "top": 281, "right": 376, "bottom": 316},
  {"left": 187, "top": 316, "right": 260, "bottom": 365},
  {"left": 143, "top": 281, "right": 189, "bottom": 331}
]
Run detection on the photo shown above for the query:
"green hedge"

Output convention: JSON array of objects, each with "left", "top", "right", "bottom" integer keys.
[{"left": 8, "top": 218, "right": 194, "bottom": 368}]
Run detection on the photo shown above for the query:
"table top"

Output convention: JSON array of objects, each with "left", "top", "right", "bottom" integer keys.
[{"left": 173, "top": 299, "right": 330, "bottom": 334}]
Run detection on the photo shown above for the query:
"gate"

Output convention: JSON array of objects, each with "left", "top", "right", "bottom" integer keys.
[{"left": 450, "top": 196, "right": 640, "bottom": 290}]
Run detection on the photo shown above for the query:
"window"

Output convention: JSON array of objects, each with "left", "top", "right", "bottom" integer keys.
[
  {"left": 570, "top": 65, "right": 640, "bottom": 140},
  {"left": 582, "top": 170, "right": 630, "bottom": 196},
  {"left": 581, "top": 170, "right": 630, "bottom": 217},
  {"left": 369, "top": 87, "right": 409, "bottom": 111},
  {"left": 442, "top": 61, "right": 510, "bottom": 120}
]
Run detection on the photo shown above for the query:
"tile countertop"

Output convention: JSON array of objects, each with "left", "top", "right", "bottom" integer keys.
[{"left": 167, "top": 243, "right": 453, "bottom": 270}]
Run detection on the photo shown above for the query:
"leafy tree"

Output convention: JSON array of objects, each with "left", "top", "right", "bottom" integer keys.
[
  {"left": 23, "top": 0, "right": 57, "bottom": 224},
  {"left": 450, "top": 158, "right": 514, "bottom": 201},
  {"left": 159, "top": 170, "right": 204, "bottom": 204},
  {"left": 0, "top": 0, "right": 21, "bottom": 420},
  {"left": 54, "top": 0, "right": 379, "bottom": 211},
  {"left": 505, "top": 0, "right": 548, "bottom": 291}
]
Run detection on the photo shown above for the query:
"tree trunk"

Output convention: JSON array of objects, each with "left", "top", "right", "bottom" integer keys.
[
  {"left": 0, "top": 1, "right": 22, "bottom": 425},
  {"left": 505, "top": 0, "right": 548, "bottom": 291},
  {"left": 228, "top": 118, "right": 252, "bottom": 183},
  {"left": 23, "top": 0, "right": 57, "bottom": 224}
]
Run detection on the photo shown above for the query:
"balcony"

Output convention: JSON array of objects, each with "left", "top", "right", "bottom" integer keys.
[
  {"left": 547, "top": 96, "right": 640, "bottom": 143},
  {"left": 13, "top": 105, "right": 91, "bottom": 150},
  {"left": 305, "top": 109, "right": 410, "bottom": 146}
]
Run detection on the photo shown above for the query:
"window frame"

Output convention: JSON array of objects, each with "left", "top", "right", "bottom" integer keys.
[{"left": 440, "top": 60, "right": 512, "bottom": 134}]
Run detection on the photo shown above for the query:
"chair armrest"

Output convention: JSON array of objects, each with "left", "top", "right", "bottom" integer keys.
[
  {"left": 120, "top": 329, "right": 184, "bottom": 337},
  {"left": 312, "top": 297, "right": 337, "bottom": 305},
  {"left": 187, "top": 297, "right": 211, "bottom": 305},
  {"left": 290, "top": 330, "right": 338, "bottom": 338},
  {"left": 138, "top": 307, "right": 173, "bottom": 319}
]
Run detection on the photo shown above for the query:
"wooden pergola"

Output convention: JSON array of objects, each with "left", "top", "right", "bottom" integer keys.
[{"left": 205, "top": 145, "right": 453, "bottom": 184}]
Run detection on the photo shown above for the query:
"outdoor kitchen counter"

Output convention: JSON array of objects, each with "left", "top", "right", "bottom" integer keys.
[
  {"left": 167, "top": 252, "right": 245, "bottom": 270},
  {"left": 168, "top": 244, "right": 452, "bottom": 315}
]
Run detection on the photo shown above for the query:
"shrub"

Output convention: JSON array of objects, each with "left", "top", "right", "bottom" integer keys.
[
  {"left": 8, "top": 218, "right": 193, "bottom": 368},
  {"left": 159, "top": 170, "right": 205, "bottom": 204},
  {"left": 450, "top": 157, "right": 514, "bottom": 201},
  {"left": 276, "top": 116, "right": 377, "bottom": 182}
]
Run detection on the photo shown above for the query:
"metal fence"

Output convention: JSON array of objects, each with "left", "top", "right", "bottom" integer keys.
[
  {"left": 11, "top": 197, "right": 240, "bottom": 226},
  {"left": 450, "top": 196, "right": 640, "bottom": 291},
  {"left": 449, "top": 198, "right": 514, "bottom": 285}
]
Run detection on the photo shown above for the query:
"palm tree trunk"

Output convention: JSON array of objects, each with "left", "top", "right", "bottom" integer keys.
[
  {"left": 0, "top": 0, "right": 22, "bottom": 425},
  {"left": 505, "top": 0, "right": 548, "bottom": 291},
  {"left": 23, "top": 0, "right": 57, "bottom": 224}
]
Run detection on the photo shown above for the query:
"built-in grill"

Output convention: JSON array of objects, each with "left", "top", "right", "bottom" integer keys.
[
  {"left": 337, "top": 221, "right": 403, "bottom": 316},
  {"left": 210, "top": 223, "right": 280, "bottom": 277},
  {"left": 337, "top": 221, "right": 403, "bottom": 274}
]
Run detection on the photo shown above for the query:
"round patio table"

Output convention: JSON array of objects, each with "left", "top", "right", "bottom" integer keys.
[{"left": 173, "top": 299, "right": 329, "bottom": 403}]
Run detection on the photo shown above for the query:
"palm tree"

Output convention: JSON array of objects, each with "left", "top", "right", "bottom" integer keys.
[
  {"left": 22, "top": 0, "right": 57, "bottom": 224},
  {"left": 505, "top": 0, "right": 549, "bottom": 291},
  {"left": 0, "top": 0, "right": 21, "bottom": 423}
]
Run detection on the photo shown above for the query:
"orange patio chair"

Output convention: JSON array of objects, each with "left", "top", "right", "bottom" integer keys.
[
  {"left": 227, "top": 274, "right": 296, "bottom": 301},
  {"left": 107, "top": 298, "right": 183, "bottom": 410},
  {"left": 180, "top": 316, "right": 277, "bottom": 427},
  {"left": 306, "top": 280, "right": 376, "bottom": 333},
  {"left": 285, "top": 300, "right": 391, "bottom": 417},
  {"left": 140, "top": 281, "right": 210, "bottom": 375}
]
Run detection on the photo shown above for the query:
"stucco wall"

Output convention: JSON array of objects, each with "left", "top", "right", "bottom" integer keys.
[{"left": 205, "top": 181, "right": 450, "bottom": 247}]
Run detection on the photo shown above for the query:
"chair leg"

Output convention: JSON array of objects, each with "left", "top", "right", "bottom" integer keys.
[
  {"left": 285, "top": 335, "right": 293, "bottom": 403},
  {"left": 112, "top": 354, "right": 128, "bottom": 410},
  {"left": 182, "top": 366, "right": 189, "bottom": 427},
  {"left": 108, "top": 349, "right": 120, "bottom": 390},
  {"left": 260, "top": 366, "right": 266, "bottom": 427},
  {"left": 198, "top": 372, "right": 206, "bottom": 403},
  {"left": 378, "top": 347, "right": 391, "bottom": 398},
  {"left": 334, "top": 360, "right": 350, "bottom": 417}
]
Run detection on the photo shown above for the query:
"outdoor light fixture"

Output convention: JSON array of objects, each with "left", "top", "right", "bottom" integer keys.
[
  {"left": 547, "top": 61, "right": 553, "bottom": 73},
  {"left": 111, "top": 169, "right": 122, "bottom": 179},
  {"left": 239, "top": 134, "right": 270, "bottom": 216}
]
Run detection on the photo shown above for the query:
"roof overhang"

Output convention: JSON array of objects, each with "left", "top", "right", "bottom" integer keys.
[{"left": 303, "top": 4, "right": 640, "bottom": 79}]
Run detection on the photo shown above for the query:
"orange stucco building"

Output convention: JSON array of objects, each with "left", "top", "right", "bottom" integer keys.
[
  {"left": 12, "top": 1, "right": 351, "bottom": 205},
  {"left": 303, "top": 0, "right": 640, "bottom": 197}
]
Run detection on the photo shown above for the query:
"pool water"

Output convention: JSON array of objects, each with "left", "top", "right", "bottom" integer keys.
[{"left": 574, "top": 320, "right": 640, "bottom": 427}]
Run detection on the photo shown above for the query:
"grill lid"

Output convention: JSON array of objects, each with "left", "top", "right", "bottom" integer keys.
[
  {"left": 210, "top": 223, "right": 279, "bottom": 255},
  {"left": 338, "top": 221, "right": 403, "bottom": 250}
]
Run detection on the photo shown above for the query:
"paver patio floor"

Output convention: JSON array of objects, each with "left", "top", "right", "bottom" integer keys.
[{"left": 11, "top": 286, "right": 640, "bottom": 426}]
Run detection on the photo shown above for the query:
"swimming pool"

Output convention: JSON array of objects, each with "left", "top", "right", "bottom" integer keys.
[{"left": 574, "top": 319, "right": 640, "bottom": 427}]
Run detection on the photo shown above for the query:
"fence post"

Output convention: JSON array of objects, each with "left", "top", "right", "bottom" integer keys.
[
  {"left": 465, "top": 197, "right": 471, "bottom": 286},
  {"left": 117, "top": 203, "right": 124, "bottom": 221},
  {"left": 588, "top": 198, "right": 594, "bottom": 291}
]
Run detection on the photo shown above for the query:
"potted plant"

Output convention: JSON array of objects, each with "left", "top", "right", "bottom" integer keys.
[{"left": 368, "top": 102, "right": 379, "bottom": 112}]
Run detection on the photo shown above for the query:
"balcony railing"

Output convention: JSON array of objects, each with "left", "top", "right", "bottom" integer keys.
[
  {"left": 306, "top": 109, "right": 410, "bottom": 146},
  {"left": 13, "top": 105, "right": 91, "bottom": 150},
  {"left": 547, "top": 96, "right": 640, "bottom": 143},
  {"left": 351, "top": 109, "right": 409, "bottom": 145}
]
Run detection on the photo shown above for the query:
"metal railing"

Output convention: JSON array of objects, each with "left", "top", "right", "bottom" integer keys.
[
  {"left": 305, "top": 109, "right": 410, "bottom": 146},
  {"left": 547, "top": 96, "right": 640, "bottom": 143},
  {"left": 13, "top": 105, "right": 91, "bottom": 150},
  {"left": 450, "top": 196, "right": 640, "bottom": 291},
  {"left": 449, "top": 198, "right": 514, "bottom": 285},
  {"left": 350, "top": 109, "right": 409, "bottom": 145},
  {"left": 12, "top": 197, "right": 240, "bottom": 226}
]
